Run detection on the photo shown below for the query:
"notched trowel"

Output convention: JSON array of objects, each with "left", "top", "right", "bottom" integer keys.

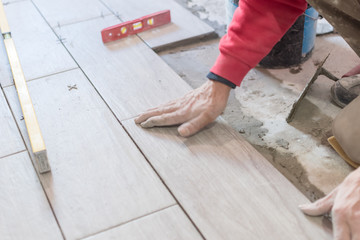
[{"left": 286, "top": 54, "right": 339, "bottom": 123}]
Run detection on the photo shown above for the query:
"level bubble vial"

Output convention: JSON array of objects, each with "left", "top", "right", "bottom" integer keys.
[
  {"left": 147, "top": 18, "right": 154, "bottom": 25},
  {"left": 133, "top": 22, "right": 142, "bottom": 30},
  {"left": 121, "top": 27, "right": 127, "bottom": 34}
]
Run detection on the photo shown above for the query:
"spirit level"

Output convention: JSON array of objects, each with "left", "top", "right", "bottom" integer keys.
[{"left": 101, "top": 10, "right": 171, "bottom": 43}]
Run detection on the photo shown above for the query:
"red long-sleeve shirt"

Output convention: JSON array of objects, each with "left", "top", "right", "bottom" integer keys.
[{"left": 209, "top": 0, "right": 307, "bottom": 87}]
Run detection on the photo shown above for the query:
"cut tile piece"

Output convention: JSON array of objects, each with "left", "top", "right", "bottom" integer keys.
[
  {"left": 55, "top": 16, "right": 192, "bottom": 120},
  {"left": 0, "top": 151, "right": 62, "bottom": 239},
  {"left": 86, "top": 206, "right": 202, "bottom": 240},
  {"left": 0, "top": 89, "right": 25, "bottom": 158},
  {"left": 4, "top": 69, "right": 175, "bottom": 240},
  {"left": 123, "top": 119, "right": 333, "bottom": 240},
  {"left": 0, "top": 1, "right": 77, "bottom": 87},
  {"left": 101, "top": 0, "right": 215, "bottom": 50},
  {"left": 32, "top": 0, "right": 110, "bottom": 27}
]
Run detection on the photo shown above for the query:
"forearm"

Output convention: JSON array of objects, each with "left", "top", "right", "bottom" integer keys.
[{"left": 210, "top": 0, "right": 307, "bottom": 86}]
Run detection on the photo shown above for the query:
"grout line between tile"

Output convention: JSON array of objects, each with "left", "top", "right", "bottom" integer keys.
[
  {"left": 0, "top": 149, "right": 27, "bottom": 160},
  {"left": 98, "top": 0, "right": 155, "bottom": 50},
  {"left": 2, "top": 86, "right": 66, "bottom": 240},
  {"left": 51, "top": 13, "right": 113, "bottom": 29},
  {"left": 2, "top": 67, "right": 79, "bottom": 89},
  {"left": 0, "top": 87, "right": 30, "bottom": 156},
  {"left": 2, "top": 0, "right": 28, "bottom": 6},
  {"left": 119, "top": 120, "right": 206, "bottom": 240},
  {"left": 31, "top": 1, "right": 205, "bottom": 239},
  {"left": 1, "top": 82, "right": 65, "bottom": 239},
  {"left": 118, "top": 114, "right": 138, "bottom": 122},
  {"left": 80, "top": 203, "right": 178, "bottom": 240},
  {"left": 97, "top": 0, "right": 217, "bottom": 52}
]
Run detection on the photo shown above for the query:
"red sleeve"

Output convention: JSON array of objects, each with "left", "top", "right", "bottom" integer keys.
[{"left": 210, "top": 0, "right": 307, "bottom": 86}]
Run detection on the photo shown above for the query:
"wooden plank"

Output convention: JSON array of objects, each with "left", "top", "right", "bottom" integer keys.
[
  {"left": 3, "top": 37, "right": 49, "bottom": 173},
  {"left": 0, "top": 151, "right": 63, "bottom": 239},
  {"left": 86, "top": 206, "right": 202, "bottom": 240},
  {"left": 3, "top": 40, "right": 43, "bottom": 154},
  {"left": 0, "top": 1, "right": 12, "bottom": 85},
  {"left": 123, "top": 119, "right": 333, "bottom": 239},
  {"left": 0, "top": 1, "right": 77, "bottom": 87},
  {"left": 4, "top": 69, "right": 175, "bottom": 240},
  {"left": 101, "top": 0, "right": 214, "bottom": 50},
  {"left": 55, "top": 15, "right": 192, "bottom": 120},
  {"left": 0, "top": 33, "right": 12, "bottom": 84},
  {"left": 0, "top": 89, "right": 25, "bottom": 158},
  {"left": 1, "top": 1, "right": 50, "bottom": 173},
  {"left": 0, "top": 0, "right": 10, "bottom": 33},
  {"left": 32, "top": 0, "right": 111, "bottom": 28}
]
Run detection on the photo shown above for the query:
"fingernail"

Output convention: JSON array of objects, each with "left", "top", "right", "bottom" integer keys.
[
  {"left": 298, "top": 204, "right": 310, "bottom": 210},
  {"left": 178, "top": 127, "right": 189, "bottom": 137},
  {"left": 141, "top": 121, "right": 153, "bottom": 128}
]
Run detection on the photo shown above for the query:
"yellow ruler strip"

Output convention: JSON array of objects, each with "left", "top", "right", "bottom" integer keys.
[
  {"left": 0, "top": 0, "right": 9, "bottom": 33},
  {"left": 0, "top": 0, "right": 50, "bottom": 173}
]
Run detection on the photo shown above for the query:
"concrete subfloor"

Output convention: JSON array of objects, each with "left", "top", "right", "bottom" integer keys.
[{"left": 161, "top": 0, "right": 360, "bottom": 201}]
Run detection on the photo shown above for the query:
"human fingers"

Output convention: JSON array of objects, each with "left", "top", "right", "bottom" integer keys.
[
  {"left": 352, "top": 232, "right": 360, "bottom": 240},
  {"left": 333, "top": 213, "right": 351, "bottom": 240},
  {"left": 299, "top": 187, "right": 338, "bottom": 216},
  {"left": 135, "top": 102, "right": 179, "bottom": 124},
  {"left": 140, "top": 111, "right": 190, "bottom": 128},
  {"left": 178, "top": 112, "right": 215, "bottom": 137},
  {"left": 350, "top": 219, "right": 360, "bottom": 240}
]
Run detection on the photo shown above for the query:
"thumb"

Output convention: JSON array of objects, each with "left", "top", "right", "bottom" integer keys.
[{"left": 299, "top": 187, "right": 338, "bottom": 216}]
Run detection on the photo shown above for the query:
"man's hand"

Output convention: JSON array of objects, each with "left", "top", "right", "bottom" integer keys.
[
  {"left": 135, "top": 80, "right": 231, "bottom": 137},
  {"left": 299, "top": 167, "right": 360, "bottom": 240}
]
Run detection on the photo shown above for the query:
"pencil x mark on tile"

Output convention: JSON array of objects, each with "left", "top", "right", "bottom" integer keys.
[{"left": 67, "top": 84, "right": 77, "bottom": 91}]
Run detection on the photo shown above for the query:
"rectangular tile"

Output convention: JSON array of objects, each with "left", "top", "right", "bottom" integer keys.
[
  {"left": 32, "top": 0, "right": 110, "bottom": 27},
  {"left": 55, "top": 16, "right": 192, "bottom": 120},
  {"left": 0, "top": 151, "right": 63, "bottom": 239},
  {"left": 123, "top": 119, "right": 333, "bottom": 240},
  {"left": 86, "top": 206, "right": 202, "bottom": 240},
  {"left": 101, "top": 0, "right": 214, "bottom": 50},
  {"left": 4, "top": 69, "right": 175, "bottom": 240},
  {"left": 0, "top": 89, "right": 25, "bottom": 158},
  {"left": 0, "top": 1, "right": 77, "bottom": 87}
]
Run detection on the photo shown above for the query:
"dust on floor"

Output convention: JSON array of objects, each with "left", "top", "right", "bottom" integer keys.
[{"left": 160, "top": 0, "right": 359, "bottom": 200}]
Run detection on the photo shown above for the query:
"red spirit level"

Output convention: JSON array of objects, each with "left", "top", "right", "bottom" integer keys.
[{"left": 101, "top": 10, "right": 171, "bottom": 43}]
